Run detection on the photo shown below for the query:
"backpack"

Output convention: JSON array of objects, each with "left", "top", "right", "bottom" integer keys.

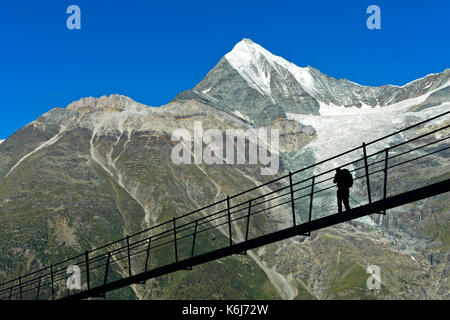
[{"left": 341, "top": 169, "right": 353, "bottom": 188}]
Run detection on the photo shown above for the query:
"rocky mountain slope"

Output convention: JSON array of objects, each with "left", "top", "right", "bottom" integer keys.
[{"left": 0, "top": 39, "right": 448, "bottom": 300}]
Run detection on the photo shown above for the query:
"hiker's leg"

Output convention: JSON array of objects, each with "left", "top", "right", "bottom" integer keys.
[
  {"left": 337, "top": 189, "right": 343, "bottom": 213},
  {"left": 344, "top": 198, "right": 350, "bottom": 211},
  {"left": 343, "top": 189, "right": 350, "bottom": 211}
]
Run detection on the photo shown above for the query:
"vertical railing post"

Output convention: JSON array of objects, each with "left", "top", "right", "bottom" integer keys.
[
  {"left": 104, "top": 252, "right": 111, "bottom": 286},
  {"left": 306, "top": 176, "right": 315, "bottom": 236},
  {"left": 289, "top": 172, "right": 296, "bottom": 226},
  {"left": 144, "top": 237, "right": 152, "bottom": 272},
  {"left": 227, "top": 196, "right": 232, "bottom": 246},
  {"left": 36, "top": 276, "right": 41, "bottom": 300},
  {"left": 245, "top": 200, "right": 252, "bottom": 242},
  {"left": 173, "top": 217, "right": 178, "bottom": 263},
  {"left": 383, "top": 148, "right": 389, "bottom": 215},
  {"left": 362, "top": 142, "right": 372, "bottom": 204},
  {"left": 19, "top": 276, "right": 22, "bottom": 300},
  {"left": 191, "top": 220, "right": 198, "bottom": 259},
  {"left": 85, "top": 251, "right": 90, "bottom": 292},
  {"left": 126, "top": 235, "right": 132, "bottom": 277},
  {"left": 50, "top": 264, "right": 55, "bottom": 300}
]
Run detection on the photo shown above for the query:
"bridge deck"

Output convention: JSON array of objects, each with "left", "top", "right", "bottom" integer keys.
[{"left": 61, "top": 179, "right": 450, "bottom": 300}]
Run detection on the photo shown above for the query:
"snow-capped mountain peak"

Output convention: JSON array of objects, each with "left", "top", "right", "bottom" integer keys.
[
  {"left": 175, "top": 39, "right": 449, "bottom": 127},
  {"left": 225, "top": 39, "right": 317, "bottom": 98}
]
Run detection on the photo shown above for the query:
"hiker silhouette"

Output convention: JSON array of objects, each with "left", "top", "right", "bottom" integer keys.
[{"left": 333, "top": 168, "right": 353, "bottom": 213}]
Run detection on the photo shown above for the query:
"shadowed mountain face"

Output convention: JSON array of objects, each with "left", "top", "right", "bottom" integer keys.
[{"left": 0, "top": 39, "right": 449, "bottom": 300}]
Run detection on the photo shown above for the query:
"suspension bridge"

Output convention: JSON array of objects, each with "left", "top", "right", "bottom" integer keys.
[{"left": 1, "top": 110, "right": 449, "bottom": 300}]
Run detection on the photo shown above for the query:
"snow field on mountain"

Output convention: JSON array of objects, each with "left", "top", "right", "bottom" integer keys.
[
  {"left": 287, "top": 81, "right": 450, "bottom": 166},
  {"left": 225, "top": 39, "right": 317, "bottom": 99}
]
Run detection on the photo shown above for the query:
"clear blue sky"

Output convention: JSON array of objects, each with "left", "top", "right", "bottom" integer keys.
[{"left": 1, "top": 0, "right": 449, "bottom": 139}]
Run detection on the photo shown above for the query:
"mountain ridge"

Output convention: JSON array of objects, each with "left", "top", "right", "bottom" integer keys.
[
  {"left": 0, "top": 39, "right": 448, "bottom": 300},
  {"left": 174, "top": 38, "right": 449, "bottom": 126}
]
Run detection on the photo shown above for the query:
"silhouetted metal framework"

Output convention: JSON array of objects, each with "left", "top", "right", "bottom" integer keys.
[{"left": 1, "top": 110, "right": 449, "bottom": 300}]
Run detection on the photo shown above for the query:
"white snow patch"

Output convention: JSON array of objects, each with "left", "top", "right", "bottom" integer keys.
[
  {"left": 347, "top": 80, "right": 365, "bottom": 87},
  {"left": 0, "top": 139, "right": 4, "bottom": 144},
  {"left": 225, "top": 39, "right": 317, "bottom": 99},
  {"left": 355, "top": 215, "right": 378, "bottom": 227},
  {"left": 232, "top": 110, "right": 248, "bottom": 121},
  {"left": 286, "top": 81, "right": 450, "bottom": 173},
  {"left": 5, "top": 128, "right": 66, "bottom": 179}
]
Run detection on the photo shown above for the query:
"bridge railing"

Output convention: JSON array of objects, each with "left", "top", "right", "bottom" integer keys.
[{"left": 0, "top": 111, "right": 448, "bottom": 300}]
